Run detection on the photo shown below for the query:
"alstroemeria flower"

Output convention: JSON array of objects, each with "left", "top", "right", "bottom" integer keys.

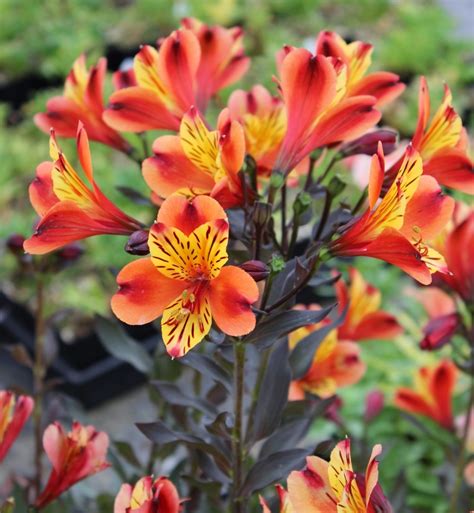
[
  {"left": 0, "top": 391, "right": 34, "bottom": 463},
  {"left": 329, "top": 143, "right": 453, "bottom": 285},
  {"left": 24, "top": 124, "right": 142, "bottom": 255},
  {"left": 35, "top": 55, "right": 131, "bottom": 154},
  {"left": 142, "top": 107, "right": 245, "bottom": 208},
  {"left": 437, "top": 211, "right": 474, "bottom": 304},
  {"left": 286, "top": 439, "right": 392, "bottom": 513},
  {"left": 385, "top": 77, "right": 473, "bottom": 194},
  {"left": 315, "top": 31, "right": 405, "bottom": 107},
  {"left": 35, "top": 421, "right": 110, "bottom": 509},
  {"left": 228, "top": 85, "right": 286, "bottom": 175},
  {"left": 260, "top": 485, "right": 293, "bottom": 513},
  {"left": 335, "top": 267, "right": 403, "bottom": 341},
  {"left": 414, "top": 287, "right": 458, "bottom": 350},
  {"left": 111, "top": 195, "right": 259, "bottom": 357},
  {"left": 288, "top": 305, "right": 366, "bottom": 400},
  {"left": 181, "top": 17, "right": 250, "bottom": 111},
  {"left": 104, "top": 21, "right": 249, "bottom": 133},
  {"left": 274, "top": 47, "right": 381, "bottom": 173},
  {"left": 394, "top": 359, "right": 457, "bottom": 430},
  {"left": 114, "top": 476, "right": 180, "bottom": 513}
]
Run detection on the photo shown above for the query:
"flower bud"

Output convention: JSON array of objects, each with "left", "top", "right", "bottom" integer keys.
[
  {"left": 6, "top": 234, "right": 26, "bottom": 256},
  {"left": 57, "top": 244, "right": 83, "bottom": 263},
  {"left": 125, "top": 230, "right": 150, "bottom": 255},
  {"left": 252, "top": 202, "right": 272, "bottom": 229},
  {"left": 293, "top": 191, "right": 312, "bottom": 217},
  {"left": 364, "top": 390, "right": 384, "bottom": 422},
  {"left": 327, "top": 175, "right": 346, "bottom": 198},
  {"left": 340, "top": 129, "right": 398, "bottom": 157},
  {"left": 324, "top": 396, "right": 343, "bottom": 426},
  {"left": 419, "top": 313, "right": 458, "bottom": 350},
  {"left": 269, "top": 254, "right": 285, "bottom": 274},
  {"left": 239, "top": 260, "right": 270, "bottom": 282}
]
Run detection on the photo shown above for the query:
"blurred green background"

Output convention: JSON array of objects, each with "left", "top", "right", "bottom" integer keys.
[{"left": 0, "top": 1, "right": 472, "bottom": 512}]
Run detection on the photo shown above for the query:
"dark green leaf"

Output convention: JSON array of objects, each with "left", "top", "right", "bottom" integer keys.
[
  {"left": 240, "top": 448, "right": 310, "bottom": 495},
  {"left": 180, "top": 352, "right": 231, "bottom": 391},
  {"left": 95, "top": 315, "right": 153, "bottom": 374},
  {"left": 247, "top": 339, "right": 291, "bottom": 442},
  {"left": 116, "top": 185, "right": 152, "bottom": 205},
  {"left": 114, "top": 440, "right": 142, "bottom": 469},
  {"left": 259, "top": 418, "right": 311, "bottom": 458},
  {"left": 152, "top": 381, "right": 218, "bottom": 417}
]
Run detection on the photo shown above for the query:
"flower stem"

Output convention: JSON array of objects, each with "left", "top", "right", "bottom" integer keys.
[
  {"left": 33, "top": 273, "right": 46, "bottom": 498},
  {"left": 231, "top": 342, "right": 246, "bottom": 513}
]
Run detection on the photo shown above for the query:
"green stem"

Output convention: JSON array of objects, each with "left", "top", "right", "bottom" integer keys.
[
  {"left": 314, "top": 190, "right": 333, "bottom": 241},
  {"left": 231, "top": 342, "right": 246, "bottom": 513},
  {"left": 280, "top": 184, "right": 288, "bottom": 255},
  {"left": 316, "top": 154, "right": 338, "bottom": 185},
  {"left": 33, "top": 273, "right": 46, "bottom": 498}
]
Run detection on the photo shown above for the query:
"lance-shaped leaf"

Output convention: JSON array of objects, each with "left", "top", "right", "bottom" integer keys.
[
  {"left": 137, "top": 420, "right": 231, "bottom": 474},
  {"left": 246, "top": 338, "right": 291, "bottom": 443},
  {"left": 259, "top": 418, "right": 311, "bottom": 458},
  {"left": 246, "top": 305, "right": 334, "bottom": 350},
  {"left": 95, "top": 315, "right": 153, "bottom": 374},
  {"left": 152, "top": 381, "right": 218, "bottom": 417},
  {"left": 240, "top": 448, "right": 311, "bottom": 495},
  {"left": 180, "top": 352, "right": 232, "bottom": 392},
  {"left": 289, "top": 304, "right": 344, "bottom": 379}
]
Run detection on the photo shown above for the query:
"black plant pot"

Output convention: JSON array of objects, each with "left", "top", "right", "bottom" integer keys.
[{"left": 0, "top": 291, "right": 157, "bottom": 409}]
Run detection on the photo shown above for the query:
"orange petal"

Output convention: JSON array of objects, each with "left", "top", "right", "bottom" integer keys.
[
  {"left": 423, "top": 149, "right": 474, "bottom": 194},
  {"left": 309, "top": 95, "right": 381, "bottom": 148},
  {"left": 394, "top": 388, "right": 434, "bottom": 419},
  {"left": 429, "top": 360, "right": 457, "bottom": 429},
  {"left": 111, "top": 258, "right": 187, "bottom": 325},
  {"left": 104, "top": 87, "right": 180, "bottom": 132},
  {"left": 368, "top": 143, "right": 385, "bottom": 210},
  {"left": 287, "top": 456, "right": 336, "bottom": 513},
  {"left": 156, "top": 195, "right": 227, "bottom": 236},
  {"left": 84, "top": 57, "right": 106, "bottom": 116},
  {"left": 217, "top": 109, "right": 246, "bottom": 177},
  {"left": 29, "top": 162, "right": 58, "bottom": 216},
  {"left": 364, "top": 228, "right": 433, "bottom": 285},
  {"left": 365, "top": 445, "right": 382, "bottom": 506},
  {"left": 350, "top": 71, "right": 405, "bottom": 107},
  {"left": 351, "top": 311, "right": 403, "bottom": 340},
  {"left": 142, "top": 135, "right": 215, "bottom": 198},
  {"left": 412, "top": 76, "right": 430, "bottom": 147},
  {"left": 34, "top": 97, "right": 83, "bottom": 139},
  {"left": 208, "top": 266, "right": 258, "bottom": 336},
  {"left": 401, "top": 175, "right": 455, "bottom": 240}
]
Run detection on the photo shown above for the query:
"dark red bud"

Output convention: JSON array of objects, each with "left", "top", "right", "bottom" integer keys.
[
  {"left": 419, "top": 313, "right": 458, "bottom": 351},
  {"left": 57, "top": 244, "right": 84, "bottom": 262},
  {"left": 324, "top": 396, "right": 343, "bottom": 426},
  {"left": 6, "top": 234, "right": 26, "bottom": 255},
  {"left": 125, "top": 230, "right": 150, "bottom": 256},
  {"left": 364, "top": 390, "right": 384, "bottom": 422},
  {"left": 340, "top": 129, "right": 398, "bottom": 157},
  {"left": 239, "top": 260, "right": 270, "bottom": 282}
]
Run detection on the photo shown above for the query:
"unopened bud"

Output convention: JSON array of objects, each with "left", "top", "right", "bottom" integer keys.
[
  {"left": 327, "top": 176, "right": 346, "bottom": 197},
  {"left": 340, "top": 129, "right": 398, "bottom": 157},
  {"left": 293, "top": 191, "right": 312, "bottom": 217},
  {"left": 364, "top": 390, "right": 384, "bottom": 422},
  {"left": 252, "top": 202, "right": 272, "bottom": 229},
  {"left": 239, "top": 260, "right": 270, "bottom": 282},
  {"left": 269, "top": 171, "right": 285, "bottom": 189},
  {"left": 125, "top": 230, "right": 150, "bottom": 255},
  {"left": 269, "top": 254, "right": 285, "bottom": 274},
  {"left": 57, "top": 244, "right": 83, "bottom": 262},
  {"left": 6, "top": 234, "right": 26, "bottom": 256},
  {"left": 324, "top": 396, "right": 343, "bottom": 426},
  {"left": 419, "top": 313, "right": 458, "bottom": 351}
]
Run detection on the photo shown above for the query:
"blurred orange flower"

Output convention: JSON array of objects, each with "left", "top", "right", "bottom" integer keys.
[
  {"left": 35, "top": 421, "right": 110, "bottom": 509},
  {"left": 394, "top": 359, "right": 457, "bottom": 430},
  {"left": 0, "top": 391, "right": 34, "bottom": 463},
  {"left": 114, "top": 476, "right": 181, "bottom": 513}
]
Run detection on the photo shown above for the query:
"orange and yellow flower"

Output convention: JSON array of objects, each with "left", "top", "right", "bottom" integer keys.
[
  {"left": 114, "top": 476, "right": 181, "bottom": 513},
  {"left": 228, "top": 84, "right": 286, "bottom": 176},
  {"left": 288, "top": 305, "right": 366, "bottom": 400},
  {"left": 142, "top": 107, "right": 245, "bottom": 208},
  {"left": 274, "top": 46, "right": 381, "bottom": 174},
  {"left": 104, "top": 21, "right": 249, "bottom": 133},
  {"left": 24, "top": 124, "right": 142, "bottom": 255},
  {"left": 336, "top": 267, "right": 403, "bottom": 341},
  {"left": 35, "top": 421, "right": 110, "bottom": 509},
  {"left": 0, "top": 391, "right": 34, "bottom": 463},
  {"left": 35, "top": 55, "right": 131, "bottom": 154},
  {"left": 330, "top": 143, "right": 453, "bottom": 284},
  {"left": 394, "top": 359, "right": 457, "bottom": 430},
  {"left": 261, "top": 439, "right": 392, "bottom": 513},
  {"left": 315, "top": 31, "right": 405, "bottom": 107},
  {"left": 111, "top": 195, "right": 259, "bottom": 358},
  {"left": 385, "top": 77, "right": 473, "bottom": 194}
]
